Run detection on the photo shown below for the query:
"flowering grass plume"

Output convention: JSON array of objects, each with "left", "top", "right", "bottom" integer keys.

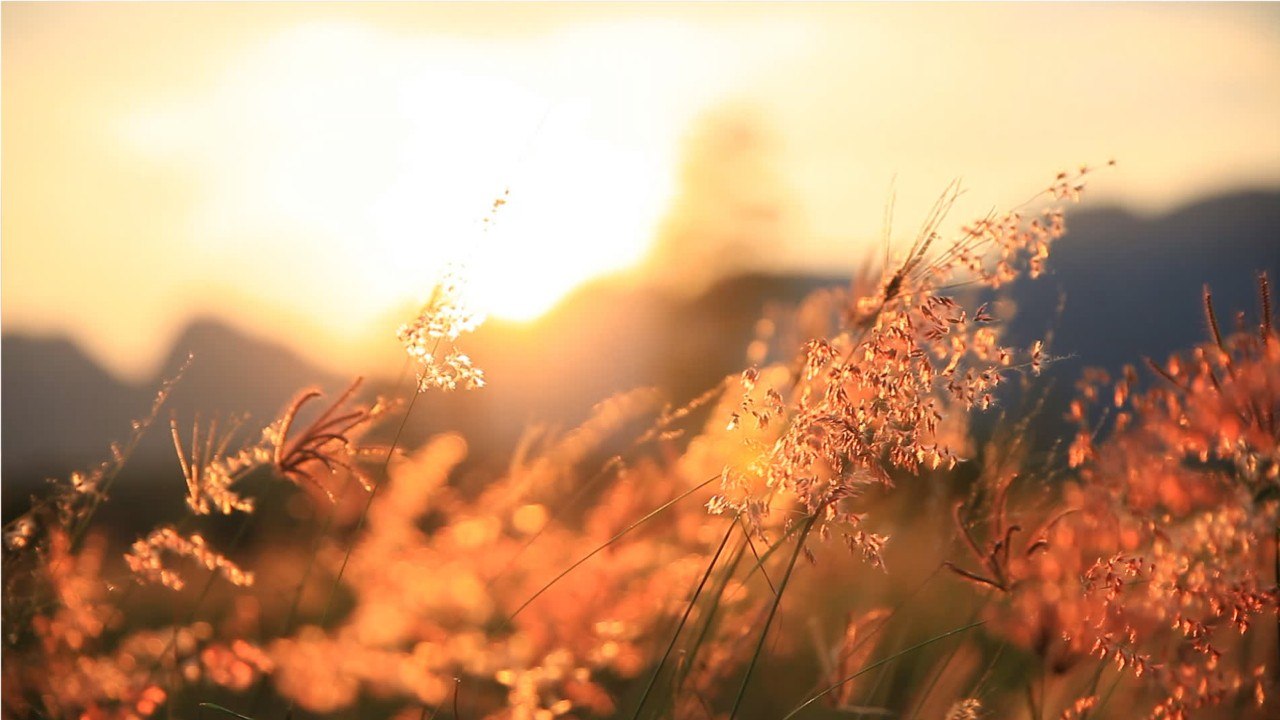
[
  {"left": 397, "top": 268, "right": 486, "bottom": 393},
  {"left": 711, "top": 168, "right": 1097, "bottom": 567},
  {"left": 6, "top": 166, "right": 1279, "bottom": 720}
]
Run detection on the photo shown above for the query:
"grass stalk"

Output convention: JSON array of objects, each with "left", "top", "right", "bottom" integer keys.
[
  {"left": 781, "top": 621, "right": 985, "bottom": 720},
  {"left": 507, "top": 473, "right": 719, "bottom": 622},
  {"left": 728, "top": 512, "right": 819, "bottom": 720},
  {"left": 629, "top": 517, "right": 736, "bottom": 720}
]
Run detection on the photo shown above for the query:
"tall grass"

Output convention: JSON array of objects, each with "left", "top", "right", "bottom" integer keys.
[{"left": 3, "top": 167, "right": 1277, "bottom": 720}]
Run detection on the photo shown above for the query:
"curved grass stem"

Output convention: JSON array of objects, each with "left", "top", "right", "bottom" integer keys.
[
  {"left": 630, "top": 517, "right": 736, "bottom": 720},
  {"left": 728, "top": 512, "right": 819, "bottom": 720},
  {"left": 781, "top": 620, "right": 985, "bottom": 720},
  {"left": 507, "top": 473, "right": 719, "bottom": 622}
]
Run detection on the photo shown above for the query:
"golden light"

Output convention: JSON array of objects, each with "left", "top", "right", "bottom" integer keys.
[
  {"left": 116, "top": 19, "right": 736, "bottom": 333},
  {"left": 462, "top": 100, "right": 676, "bottom": 322},
  {"left": 6, "top": 4, "right": 1277, "bottom": 381}
]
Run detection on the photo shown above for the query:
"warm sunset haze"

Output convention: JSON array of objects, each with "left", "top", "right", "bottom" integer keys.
[
  {"left": 4, "top": 5, "right": 1280, "bottom": 720},
  {"left": 3, "top": 2, "right": 1279, "bottom": 381}
]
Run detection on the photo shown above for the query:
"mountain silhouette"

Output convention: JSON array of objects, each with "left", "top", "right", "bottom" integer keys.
[
  {"left": 2, "top": 319, "right": 347, "bottom": 516},
  {"left": 2, "top": 335, "right": 140, "bottom": 475},
  {"left": 1005, "top": 191, "right": 1280, "bottom": 371},
  {"left": 4, "top": 190, "right": 1278, "bottom": 523}
]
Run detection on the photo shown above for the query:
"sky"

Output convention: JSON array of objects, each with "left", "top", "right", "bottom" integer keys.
[{"left": 4, "top": 2, "right": 1279, "bottom": 382}]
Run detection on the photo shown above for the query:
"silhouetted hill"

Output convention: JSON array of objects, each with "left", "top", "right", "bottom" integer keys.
[
  {"left": 4, "top": 191, "right": 1278, "bottom": 523},
  {"left": 983, "top": 191, "right": 1280, "bottom": 454},
  {"left": 2, "top": 320, "right": 347, "bottom": 518},
  {"left": 155, "top": 318, "right": 350, "bottom": 418},
  {"left": 1, "top": 335, "right": 139, "bottom": 474},
  {"left": 1006, "top": 191, "right": 1280, "bottom": 371}
]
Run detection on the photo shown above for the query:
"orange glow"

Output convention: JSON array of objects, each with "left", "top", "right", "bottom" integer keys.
[
  {"left": 3, "top": 3, "right": 1278, "bottom": 380},
  {"left": 115, "top": 23, "right": 685, "bottom": 327}
]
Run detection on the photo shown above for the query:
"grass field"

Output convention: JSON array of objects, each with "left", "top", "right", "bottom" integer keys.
[{"left": 3, "top": 167, "right": 1278, "bottom": 720}]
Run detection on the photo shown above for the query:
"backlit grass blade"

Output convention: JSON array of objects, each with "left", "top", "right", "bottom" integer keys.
[
  {"left": 781, "top": 621, "right": 986, "bottom": 720},
  {"left": 508, "top": 473, "right": 718, "bottom": 621}
]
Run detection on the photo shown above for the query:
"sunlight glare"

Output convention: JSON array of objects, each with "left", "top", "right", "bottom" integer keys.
[
  {"left": 120, "top": 20, "right": 684, "bottom": 331},
  {"left": 371, "top": 97, "right": 674, "bottom": 324}
]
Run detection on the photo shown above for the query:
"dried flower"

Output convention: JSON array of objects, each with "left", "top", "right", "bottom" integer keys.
[
  {"left": 125, "top": 527, "right": 253, "bottom": 591},
  {"left": 398, "top": 269, "right": 486, "bottom": 393}
]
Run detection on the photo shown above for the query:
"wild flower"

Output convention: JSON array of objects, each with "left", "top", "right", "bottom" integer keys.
[
  {"left": 1017, "top": 274, "right": 1278, "bottom": 719},
  {"left": 171, "top": 413, "right": 260, "bottom": 515},
  {"left": 170, "top": 378, "right": 393, "bottom": 515},
  {"left": 124, "top": 527, "right": 254, "bottom": 591},
  {"left": 398, "top": 269, "right": 486, "bottom": 393},
  {"left": 710, "top": 168, "right": 1095, "bottom": 568},
  {"left": 246, "top": 386, "right": 714, "bottom": 717},
  {"left": 3, "top": 528, "right": 180, "bottom": 720},
  {"left": 944, "top": 697, "right": 982, "bottom": 720},
  {"left": 268, "top": 378, "right": 395, "bottom": 497},
  {"left": 26, "top": 165, "right": 1280, "bottom": 720},
  {"left": 931, "top": 280, "right": 1277, "bottom": 720},
  {"left": 1059, "top": 695, "right": 1098, "bottom": 720},
  {"left": 2, "top": 364, "right": 192, "bottom": 719}
]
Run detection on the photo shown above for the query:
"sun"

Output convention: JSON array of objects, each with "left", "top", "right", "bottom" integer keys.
[
  {"left": 357, "top": 95, "right": 674, "bottom": 325},
  {"left": 121, "top": 21, "right": 681, "bottom": 342},
  {"left": 467, "top": 115, "right": 675, "bottom": 321}
]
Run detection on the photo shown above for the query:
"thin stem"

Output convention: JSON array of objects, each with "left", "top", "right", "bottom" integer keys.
[
  {"left": 796, "top": 563, "right": 943, "bottom": 704},
  {"left": 148, "top": 473, "right": 280, "bottom": 712},
  {"left": 781, "top": 621, "right": 986, "bottom": 720},
  {"left": 197, "top": 703, "right": 256, "bottom": 720},
  {"left": 967, "top": 641, "right": 1008, "bottom": 699},
  {"left": 486, "top": 453, "right": 625, "bottom": 589},
  {"left": 1260, "top": 271, "right": 1273, "bottom": 337},
  {"left": 248, "top": 472, "right": 360, "bottom": 713},
  {"left": 630, "top": 518, "right": 736, "bottom": 719},
  {"left": 315, "top": 387, "right": 420, "bottom": 628},
  {"left": 1204, "top": 285, "right": 1226, "bottom": 356},
  {"left": 1144, "top": 357, "right": 1189, "bottom": 391},
  {"left": 284, "top": 384, "right": 422, "bottom": 718},
  {"left": 671, "top": 537, "right": 753, "bottom": 699},
  {"left": 942, "top": 561, "right": 1004, "bottom": 591},
  {"left": 507, "top": 474, "right": 719, "bottom": 622},
  {"left": 1088, "top": 666, "right": 1126, "bottom": 719},
  {"left": 905, "top": 601, "right": 982, "bottom": 720},
  {"left": 952, "top": 501, "right": 990, "bottom": 576},
  {"left": 728, "top": 513, "right": 818, "bottom": 720},
  {"left": 1076, "top": 657, "right": 1109, "bottom": 720},
  {"left": 739, "top": 516, "right": 780, "bottom": 598},
  {"left": 65, "top": 358, "right": 192, "bottom": 552}
]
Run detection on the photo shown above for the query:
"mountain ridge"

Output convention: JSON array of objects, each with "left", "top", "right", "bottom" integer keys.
[{"left": 4, "top": 190, "right": 1277, "bottom": 517}]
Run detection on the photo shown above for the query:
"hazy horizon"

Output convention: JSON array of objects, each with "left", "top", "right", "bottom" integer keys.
[{"left": 4, "top": 2, "right": 1280, "bottom": 382}]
